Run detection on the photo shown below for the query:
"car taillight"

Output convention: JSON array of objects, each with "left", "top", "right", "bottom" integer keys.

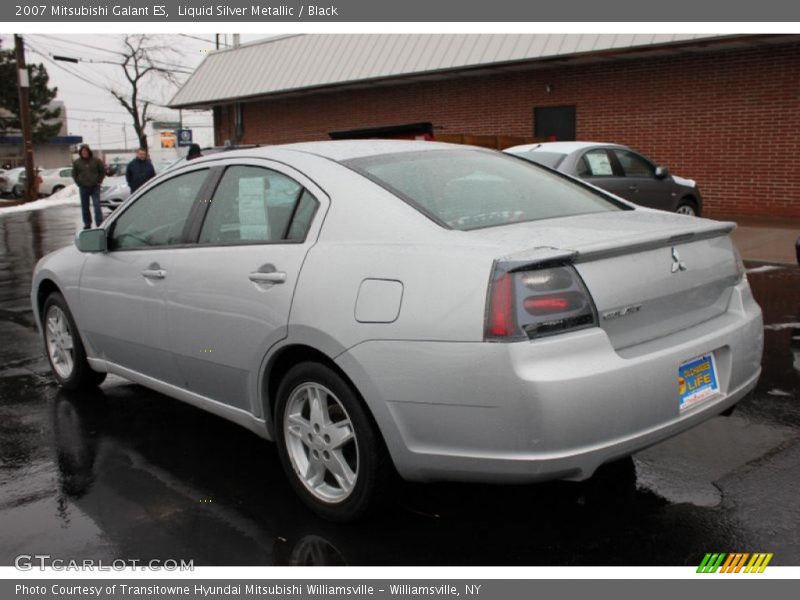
[
  {"left": 485, "top": 262, "right": 598, "bottom": 341},
  {"left": 488, "top": 272, "right": 514, "bottom": 337}
]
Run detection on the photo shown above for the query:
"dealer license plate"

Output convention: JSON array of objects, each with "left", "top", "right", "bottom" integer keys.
[{"left": 679, "top": 353, "right": 720, "bottom": 411}]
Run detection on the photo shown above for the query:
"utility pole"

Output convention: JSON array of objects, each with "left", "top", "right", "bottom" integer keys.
[
  {"left": 93, "top": 118, "right": 103, "bottom": 151},
  {"left": 14, "top": 35, "right": 36, "bottom": 203}
]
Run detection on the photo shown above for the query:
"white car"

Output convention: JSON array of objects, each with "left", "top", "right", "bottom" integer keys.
[
  {"left": 2, "top": 167, "right": 26, "bottom": 196},
  {"left": 32, "top": 141, "right": 763, "bottom": 520},
  {"left": 38, "top": 167, "right": 74, "bottom": 196},
  {"left": 99, "top": 176, "right": 131, "bottom": 209}
]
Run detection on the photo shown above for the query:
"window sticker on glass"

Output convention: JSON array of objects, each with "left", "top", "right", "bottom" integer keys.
[
  {"left": 585, "top": 152, "right": 614, "bottom": 176},
  {"left": 238, "top": 177, "right": 269, "bottom": 240}
]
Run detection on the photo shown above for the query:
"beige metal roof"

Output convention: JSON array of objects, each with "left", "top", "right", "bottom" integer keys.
[{"left": 170, "top": 34, "right": 733, "bottom": 108}]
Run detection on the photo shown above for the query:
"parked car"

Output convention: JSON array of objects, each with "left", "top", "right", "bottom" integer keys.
[
  {"left": 99, "top": 176, "right": 131, "bottom": 210},
  {"left": 31, "top": 141, "right": 762, "bottom": 520},
  {"left": 38, "top": 167, "right": 74, "bottom": 196},
  {"left": 16, "top": 169, "right": 41, "bottom": 196},
  {"left": 504, "top": 142, "right": 704, "bottom": 216},
  {"left": 2, "top": 166, "right": 26, "bottom": 197}
]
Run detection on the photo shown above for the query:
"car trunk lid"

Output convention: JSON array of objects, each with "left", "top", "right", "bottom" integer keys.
[{"left": 464, "top": 210, "right": 741, "bottom": 350}]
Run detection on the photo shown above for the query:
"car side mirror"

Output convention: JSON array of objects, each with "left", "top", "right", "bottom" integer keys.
[
  {"left": 76, "top": 228, "right": 107, "bottom": 253},
  {"left": 654, "top": 166, "right": 670, "bottom": 179}
]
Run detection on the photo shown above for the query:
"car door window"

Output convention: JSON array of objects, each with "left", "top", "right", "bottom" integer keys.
[
  {"left": 109, "top": 169, "right": 207, "bottom": 250},
  {"left": 198, "top": 166, "right": 318, "bottom": 244},
  {"left": 614, "top": 150, "right": 655, "bottom": 178},
  {"left": 286, "top": 190, "right": 320, "bottom": 241},
  {"left": 60, "top": 169, "right": 71, "bottom": 178},
  {"left": 577, "top": 149, "right": 615, "bottom": 177}
]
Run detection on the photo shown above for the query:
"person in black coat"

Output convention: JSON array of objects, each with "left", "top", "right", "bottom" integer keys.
[
  {"left": 125, "top": 148, "right": 156, "bottom": 193},
  {"left": 186, "top": 143, "right": 202, "bottom": 160}
]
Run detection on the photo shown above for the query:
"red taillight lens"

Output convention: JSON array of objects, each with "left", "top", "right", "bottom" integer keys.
[
  {"left": 524, "top": 295, "right": 569, "bottom": 314},
  {"left": 523, "top": 292, "right": 585, "bottom": 316},
  {"left": 487, "top": 272, "right": 515, "bottom": 337}
]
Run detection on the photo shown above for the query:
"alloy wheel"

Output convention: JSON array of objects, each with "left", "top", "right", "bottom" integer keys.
[
  {"left": 283, "top": 382, "right": 358, "bottom": 504},
  {"left": 46, "top": 305, "right": 75, "bottom": 379}
]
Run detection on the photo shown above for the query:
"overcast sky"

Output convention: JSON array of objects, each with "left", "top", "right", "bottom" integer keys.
[{"left": 1, "top": 34, "right": 267, "bottom": 151}]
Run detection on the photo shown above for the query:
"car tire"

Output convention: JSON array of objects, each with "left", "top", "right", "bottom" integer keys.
[
  {"left": 12, "top": 184, "right": 22, "bottom": 198},
  {"left": 675, "top": 199, "right": 699, "bottom": 217},
  {"left": 42, "top": 292, "right": 107, "bottom": 391},
  {"left": 274, "top": 361, "right": 388, "bottom": 521},
  {"left": 51, "top": 185, "right": 64, "bottom": 195}
]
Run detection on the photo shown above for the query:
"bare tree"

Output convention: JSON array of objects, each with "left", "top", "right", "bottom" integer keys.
[{"left": 109, "top": 35, "right": 181, "bottom": 152}]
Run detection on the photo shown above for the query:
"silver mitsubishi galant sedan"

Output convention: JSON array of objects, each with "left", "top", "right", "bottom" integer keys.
[{"left": 31, "top": 141, "right": 763, "bottom": 520}]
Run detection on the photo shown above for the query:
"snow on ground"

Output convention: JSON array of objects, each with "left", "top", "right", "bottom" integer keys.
[{"left": 0, "top": 184, "right": 80, "bottom": 216}]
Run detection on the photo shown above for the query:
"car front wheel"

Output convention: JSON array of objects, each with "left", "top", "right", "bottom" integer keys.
[
  {"left": 43, "top": 293, "right": 106, "bottom": 390},
  {"left": 275, "top": 362, "right": 388, "bottom": 521}
]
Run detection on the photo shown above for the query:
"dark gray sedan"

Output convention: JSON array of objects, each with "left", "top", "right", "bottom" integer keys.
[{"left": 505, "top": 142, "right": 703, "bottom": 216}]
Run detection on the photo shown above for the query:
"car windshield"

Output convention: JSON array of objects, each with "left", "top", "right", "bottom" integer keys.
[
  {"left": 347, "top": 149, "right": 623, "bottom": 230},
  {"left": 508, "top": 150, "right": 567, "bottom": 169}
]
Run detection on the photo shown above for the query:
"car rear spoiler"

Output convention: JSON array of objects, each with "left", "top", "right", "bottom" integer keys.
[{"left": 501, "top": 220, "right": 736, "bottom": 272}]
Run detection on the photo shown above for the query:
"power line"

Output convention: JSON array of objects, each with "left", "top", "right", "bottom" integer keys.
[
  {"left": 68, "top": 107, "right": 137, "bottom": 115},
  {"left": 25, "top": 42, "right": 110, "bottom": 92},
  {"left": 69, "top": 116, "right": 132, "bottom": 126},
  {"left": 28, "top": 35, "right": 121, "bottom": 62},
  {"left": 33, "top": 35, "right": 125, "bottom": 57},
  {"left": 179, "top": 34, "right": 218, "bottom": 44},
  {"left": 30, "top": 35, "right": 195, "bottom": 75},
  {"left": 28, "top": 42, "right": 177, "bottom": 108}
]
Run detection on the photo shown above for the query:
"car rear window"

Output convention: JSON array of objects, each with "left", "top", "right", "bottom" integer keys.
[{"left": 347, "top": 150, "right": 623, "bottom": 231}]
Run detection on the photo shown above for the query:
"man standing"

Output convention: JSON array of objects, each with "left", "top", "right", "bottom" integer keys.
[
  {"left": 72, "top": 144, "right": 105, "bottom": 229},
  {"left": 125, "top": 147, "right": 156, "bottom": 193},
  {"left": 186, "top": 143, "right": 203, "bottom": 160}
]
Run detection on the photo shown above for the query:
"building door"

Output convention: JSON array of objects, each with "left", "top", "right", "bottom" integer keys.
[{"left": 534, "top": 106, "right": 576, "bottom": 141}]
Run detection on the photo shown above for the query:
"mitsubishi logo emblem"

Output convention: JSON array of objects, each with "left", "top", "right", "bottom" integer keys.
[{"left": 671, "top": 247, "right": 687, "bottom": 273}]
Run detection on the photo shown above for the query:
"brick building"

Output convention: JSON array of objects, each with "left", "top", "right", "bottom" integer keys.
[{"left": 170, "top": 34, "right": 800, "bottom": 219}]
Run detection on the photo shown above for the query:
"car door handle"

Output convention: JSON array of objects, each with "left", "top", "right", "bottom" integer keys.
[
  {"left": 248, "top": 271, "right": 287, "bottom": 284},
  {"left": 141, "top": 269, "right": 166, "bottom": 279}
]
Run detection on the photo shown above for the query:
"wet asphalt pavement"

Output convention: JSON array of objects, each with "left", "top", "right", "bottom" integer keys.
[{"left": 0, "top": 206, "right": 798, "bottom": 566}]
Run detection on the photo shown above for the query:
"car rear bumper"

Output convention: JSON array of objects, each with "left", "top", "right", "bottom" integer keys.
[{"left": 335, "top": 279, "right": 763, "bottom": 483}]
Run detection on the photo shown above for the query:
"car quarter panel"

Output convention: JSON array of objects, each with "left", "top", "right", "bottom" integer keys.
[{"left": 280, "top": 154, "right": 499, "bottom": 347}]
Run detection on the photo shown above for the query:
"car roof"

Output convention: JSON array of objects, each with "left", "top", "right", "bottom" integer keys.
[
  {"left": 188, "top": 140, "right": 476, "bottom": 164},
  {"left": 505, "top": 141, "right": 624, "bottom": 154}
]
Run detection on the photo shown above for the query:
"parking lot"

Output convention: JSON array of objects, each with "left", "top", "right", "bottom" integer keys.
[{"left": 0, "top": 205, "right": 798, "bottom": 566}]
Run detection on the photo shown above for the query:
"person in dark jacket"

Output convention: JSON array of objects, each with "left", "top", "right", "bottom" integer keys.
[
  {"left": 72, "top": 144, "right": 105, "bottom": 229},
  {"left": 186, "top": 143, "right": 202, "bottom": 160},
  {"left": 125, "top": 148, "right": 156, "bottom": 193}
]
